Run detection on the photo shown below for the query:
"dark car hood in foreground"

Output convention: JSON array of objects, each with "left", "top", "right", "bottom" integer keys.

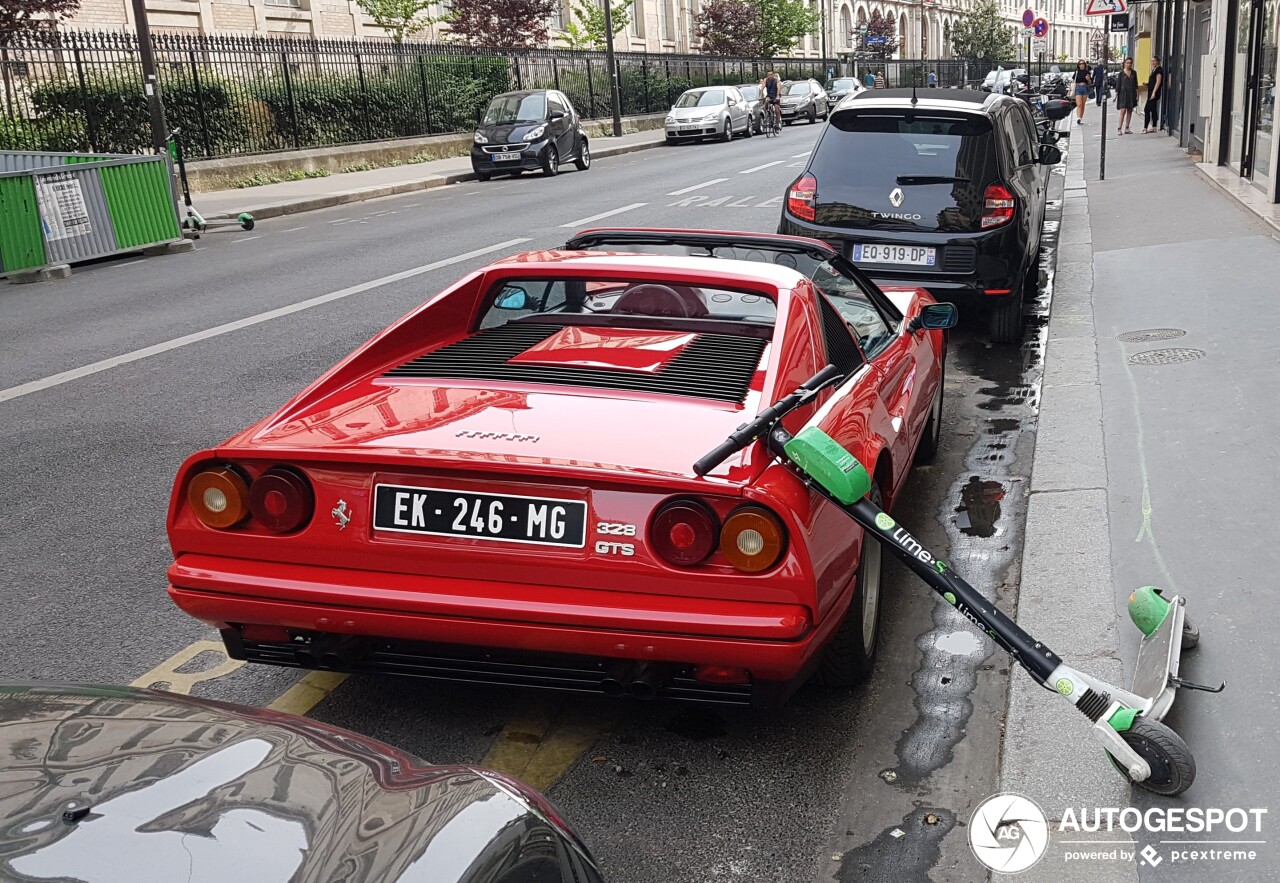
[{"left": 0, "top": 684, "right": 600, "bottom": 883}]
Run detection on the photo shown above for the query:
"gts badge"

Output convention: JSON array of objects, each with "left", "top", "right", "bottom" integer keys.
[{"left": 595, "top": 521, "right": 636, "bottom": 556}]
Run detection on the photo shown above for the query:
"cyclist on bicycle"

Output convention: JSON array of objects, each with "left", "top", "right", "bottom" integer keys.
[{"left": 763, "top": 68, "right": 782, "bottom": 131}]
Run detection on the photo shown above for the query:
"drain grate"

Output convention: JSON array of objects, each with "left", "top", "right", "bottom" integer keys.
[
  {"left": 1129, "top": 348, "right": 1206, "bottom": 366},
  {"left": 1118, "top": 328, "right": 1186, "bottom": 343}
]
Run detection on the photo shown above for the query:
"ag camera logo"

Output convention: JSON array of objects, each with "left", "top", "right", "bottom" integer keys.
[{"left": 970, "top": 793, "right": 1050, "bottom": 874}]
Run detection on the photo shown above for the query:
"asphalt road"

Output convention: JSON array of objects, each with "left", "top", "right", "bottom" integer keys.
[{"left": 0, "top": 122, "right": 1063, "bottom": 882}]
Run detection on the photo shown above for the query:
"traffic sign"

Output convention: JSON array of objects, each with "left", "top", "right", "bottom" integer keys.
[
  {"left": 1033, "top": 17, "right": 1049, "bottom": 37},
  {"left": 1032, "top": 37, "right": 1048, "bottom": 55},
  {"left": 1084, "top": 0, "right": 1126, "bottom": 15},
  {"left": 1022, "top": 8, "right": 1035, "bottom": 27}
]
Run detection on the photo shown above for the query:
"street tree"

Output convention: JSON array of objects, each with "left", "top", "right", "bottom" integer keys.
[
  {"left": 558, "top": 0, "right": 633, "bottom": 50},
  {"left": 447, "top": 0, "right": 559, "bottom": 47},
  {"left": 950, "top": 0, "right": 1014, "bottom": 61},
  {"left": 355, "top": 0, "right": 438, "bottom": 42},
  {"left": 758, "top": 0, "right": 819, "bottom": 58},
  {"left": 695, "top": 0, "right": 761, "bottom": 56},
  {"left": 0, "top": 0, "right": 81, "bottom": 45},
  {"left": 860, "top": 9, "right": 898, "bottom": 59}
]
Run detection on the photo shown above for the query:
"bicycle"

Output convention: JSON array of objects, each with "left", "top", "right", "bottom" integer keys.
[{"left": 761, "top": 100, "right": 781, "bottom": 137}]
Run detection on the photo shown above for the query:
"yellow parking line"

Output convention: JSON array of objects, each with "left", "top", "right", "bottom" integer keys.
[
  {"left": 130, "top": 639, "right": 244, "bottom": 693},
  {"left": 267, "top": 671, "right": 349, "bottom": 715},
  {"left": 482, "top": 698, "right": 618, "bottom": 791}
]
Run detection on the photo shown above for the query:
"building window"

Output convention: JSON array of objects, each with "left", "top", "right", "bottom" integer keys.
[
  {"left": 265, "top": 0, "right": 302, "bottom": 7},
  {"left": 663, "top": 0, "right": 674, "bottom": 40},
  {"left": 631, "top": 0, "right": 644, "bottom": 36}
]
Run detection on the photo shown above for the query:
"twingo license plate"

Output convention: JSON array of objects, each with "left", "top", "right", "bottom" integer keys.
[
  {"left": 853, "top": 243, "right": 937, "bottom": 266},
  {"left": 373, "top": 484, "right": 587, "bottom": 548}
]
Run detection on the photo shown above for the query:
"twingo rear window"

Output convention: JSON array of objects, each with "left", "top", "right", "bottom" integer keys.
[{"left": 809, "top": 111, "right": 1000, "bottom": 231}]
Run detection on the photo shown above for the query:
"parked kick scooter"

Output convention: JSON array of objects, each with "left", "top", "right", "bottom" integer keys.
[
  {"left": 694, "top": 363, "right": 1224, "bottom": 796},
  {"left": 167, "top": 128, "right": 254, "bottom": 238}
]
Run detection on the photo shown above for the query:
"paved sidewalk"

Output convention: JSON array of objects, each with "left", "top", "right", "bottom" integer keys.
[
  {"left": 195, "top": 129, "right": 667, "bottom": 221},
  {"left": 1000, "top": 116, "right": 1280, "bottom": 882}
]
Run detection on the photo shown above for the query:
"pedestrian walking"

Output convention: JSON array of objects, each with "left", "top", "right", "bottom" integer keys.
[
  {"left": 1115, "top": 57, "right": 1138, "bottom": 134},
  {"left": 1072, "top": 59, "right": 1092, "bottom": 125},
  {"left": 1093, "top": 60, "right": 1108, "bottom": 106},
  {"left": 1143, "top": 56, "right": 1165, "bottom": 133},
  {"left": 874, "top": 71, "right": 885, "bottom": 89},
  {"left": 927, "top": 70, "right": 938, "bottom": 88},
  {"left": 864, "top": 70, "right": 876, "bottom": 89}
]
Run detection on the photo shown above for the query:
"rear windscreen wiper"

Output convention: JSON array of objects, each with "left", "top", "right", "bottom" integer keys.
[{"left": 896, "top": 175, "right": 971, "bottom": 185}]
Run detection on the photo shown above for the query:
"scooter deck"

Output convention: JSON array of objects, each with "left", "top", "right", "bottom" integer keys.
[{"left": 1131, "top": 593, "right": 1185, "bottom": 721}]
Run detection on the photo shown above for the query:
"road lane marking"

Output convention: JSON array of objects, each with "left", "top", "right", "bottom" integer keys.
[
  {"left": 482, "top": 699, "right": 620, "bottom": 791},
  {"left": 278, "top": 226, "right": 308, "bottom": 233},
  {"left": 131, "top": 639, "right": 244, "bottom": 693},
  {"left": 0, "top": 238, "right": 532, "bottom": 405},
  {"left": 268, "top": 671, "right": 349, "bottom": 715},
  {"left": 791, "top": 150, "right": 812, "bottom": 158},
  {"left": 739, "top": 161, "right": 784, "bottom": 174},
  {"left": 559, "top": 203, "right": 647, "bottom": 228},
  {"left": 668, "top": 178, "right": 727, "bottom": 195},
  {"left": 231, "top": 235, "right": 262, "bottom": 244}
]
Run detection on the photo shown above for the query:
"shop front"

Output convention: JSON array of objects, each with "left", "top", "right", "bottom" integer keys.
[{"left": 1221, "top": 0, "right": 1278, "bottom": 199}]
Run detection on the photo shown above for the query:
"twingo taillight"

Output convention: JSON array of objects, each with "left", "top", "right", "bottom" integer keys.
[
  {"left": 248, "top": 466, "right": 315, "bottom": 533},
  {"left": 981, "top": 183, "right": 1016, "bottom": 229},
  {"left": 187, "top": 466, "right": 250, "bottom": 529},
  {"left": 788, "top": 173, "right": 818, "bottom": 222},
  {"left": 720, "top": 506, "right": 787, "bottom": 574},
  {"left": 650, "top": 499, "right": 719, "bottom": 567}
]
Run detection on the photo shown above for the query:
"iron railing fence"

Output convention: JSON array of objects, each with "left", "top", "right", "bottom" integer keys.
[{"left": 1, "top": 31, "right": 830, "bottom": 159}]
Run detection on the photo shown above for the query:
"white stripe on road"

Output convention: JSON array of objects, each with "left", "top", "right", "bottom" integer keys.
[
  {"left": 230, "top": 235, "right": 262, "bottom": 244},
  {"left": 0, "top": 238, "right": 532, "bottom": 406},
  {"left": 559, "top": 203, "right": 648, "bottom": 229},
  {"left": 791, "top": 151, "right": 812, "bottom": 158},
  {"left": 278, "top": 226, "right": 308, "bottom": 233},
  {"left": 667, "top": 178, "right": 727, "bottom": 196},
  {"left": 739, "top": 161, "right": 785, "bottom": 175}
]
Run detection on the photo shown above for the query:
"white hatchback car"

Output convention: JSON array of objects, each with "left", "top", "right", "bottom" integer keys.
[{"left": 665, "top": 87, "right": 753, "bottom": 143}]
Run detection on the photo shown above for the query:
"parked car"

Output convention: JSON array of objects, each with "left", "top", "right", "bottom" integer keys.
[
  {"left": 0, "top": 683, "right": 604, "bottom": 882},
  {"left": 826, "top": 76, "right": 865, "bottom": 104},
  {"left": 665, "top": 86, "right": 752, "bottom": 142},
  {"left": 165, "top": 229, "right": 952, "bottom": 706},
  {"left": 471, "top": 89, "right": 589, "bottom": 181},
  {"left": 735, "top": 83, "right": 768, "bottom": 134},
  {"left": 780, "top": 78, "right": 831, "bottom": 124},
  {"left": 778, "top": 89, "right": 1062, "bottom": 342},
  {"left": 981, "top": 68, "right": 1027, "bottom": 95}
]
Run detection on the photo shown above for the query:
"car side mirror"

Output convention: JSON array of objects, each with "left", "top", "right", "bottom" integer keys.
[
  {"left": 549, "top": 110, "right": 566, "bottom": 121},
  {"left": 495, "top": 285, "right": 530, "bottom": 310},
  {"left": 908, "top": 303, "right": 959, "bottom": 334},
  {"left": 1039, "top": 143, "right": 1063, "bottom": 165},
  {"left": 728, "top": 98, "right": 737, "bottom": 106},
  {"left": 1041, "top": 129, "right": 1062, "bottom": 144}
]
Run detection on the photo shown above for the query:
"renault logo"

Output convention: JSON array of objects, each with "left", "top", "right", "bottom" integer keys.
[{"left": 889, "top": 187, "right": 905, "bottom": 207}]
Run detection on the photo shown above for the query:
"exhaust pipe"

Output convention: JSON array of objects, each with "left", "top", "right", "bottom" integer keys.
[
  {"left": 627, "top": 664, "right": 674, "bottom": 701},
  {"left": 318, "top": 636, "right": 365, "bottom": 669},
  {"left": 292, "top": 635, "right": 337, "bottom": 668},
  {"left": 601, "top": 661, "right": 644, "bottom": 697}
]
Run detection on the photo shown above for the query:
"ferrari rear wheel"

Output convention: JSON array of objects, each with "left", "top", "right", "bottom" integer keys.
[
  {"left": 819, "top": 483, "right": 884, "bottom": 687},
  {"left": 915, "top": 362, "right": 945, "bottom": 464}
]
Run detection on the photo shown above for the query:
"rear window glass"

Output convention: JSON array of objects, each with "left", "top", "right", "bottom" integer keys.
[
  {"left": 818, "top": 112, "right": 996, "bottom": 179},
  {"left": 477, "top": 278, "right": 776, "bottom": 331}
]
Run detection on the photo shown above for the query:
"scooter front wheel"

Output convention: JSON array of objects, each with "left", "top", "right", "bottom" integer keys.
[{"left": 1107, "top": 716, "right": 1196, "bottom": 796}]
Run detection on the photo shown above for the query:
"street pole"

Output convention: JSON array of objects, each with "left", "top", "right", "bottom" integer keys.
[
  {"left": 130, "top": 0, "right": 168, "bottom": 154},
  {"left": 602, "top": 0, "right": 622, "bottom": 137}
]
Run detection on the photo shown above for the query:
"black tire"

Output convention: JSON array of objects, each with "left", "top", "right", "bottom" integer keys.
[
  {"left": 541, "top": 144, "right": 559, "bottom": 177},
  {"left": 574, "top": 138, "right": 590, "bottom": 171},
  {"left": 475, "top": 169, "right": 493, "bottom": 182},
  {"left": 1181, "top": 615, "right": 1200, "bottom": 650},
  {"left": 1107, "top": 716, "right": 1197, "bottom": 796},
  {"left": 819, "top": 483, "right": 884, "bottom": 687},
  {"left": 988, "top": 287, "right": 1024, "bottom": 343},
  {"left": 721, "top": 119, "right": 733, "bottom": 142},
  {"left": 665, "top": 136, "right": 678, "bottom": 146},
  {"left": 915, "top": 361, "right": 945, "bottom": 464},
  {"left": 808, "top": 106, "right": 817, "bottom": 123},
  {"left": 240, "top": 217, "right": 255, "bottom": 231},
  {"left": 744, "top": 116, "right": 754, "bottom": 137}
]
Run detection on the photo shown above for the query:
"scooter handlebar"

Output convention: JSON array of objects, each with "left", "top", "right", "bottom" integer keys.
[{"left": 692, "top": 364, "right": 845, "bottom": 476}]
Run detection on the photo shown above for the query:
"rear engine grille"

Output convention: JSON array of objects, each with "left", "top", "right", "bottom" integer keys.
[
  {"left": 942, "top": 245, "right": 977, "bottom": 273},
  {"left": 384, "top": 322, "right": 768, "bottom": 403}
]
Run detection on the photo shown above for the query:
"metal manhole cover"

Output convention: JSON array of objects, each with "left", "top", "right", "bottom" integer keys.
[
  {"left": 1129, "top": 348, "right": 1206, "bottom": 366},
  {"left": 1118, "top": 328, "right": 1186, "bottom": 343}
]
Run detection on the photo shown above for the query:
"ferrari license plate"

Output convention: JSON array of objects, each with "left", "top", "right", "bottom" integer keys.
[
  {"left": 853, "top": 243, "right": 937, "bottom": 266},
  {"left": 373, "top": 484, "right": 587, "bottom": 547}
]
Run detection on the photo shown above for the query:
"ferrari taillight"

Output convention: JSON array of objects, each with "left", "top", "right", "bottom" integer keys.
[
  {"left": 720, "top": 506, "right": 787, "bottom": 573},
  {"left": 981, "top": 183, "right": 1016, "bottom": 229},
  {"left": 248, "top": 467, "right": 315, "bottom": 533},
  {"left": 788, "top": 173, "right": 817, "bottom": 222},
  {"left": 650, "top": 500, "right": 718, "bottom": 567},
  {"left": 188, "top": 466, "right": 250, "bottom": 529}
]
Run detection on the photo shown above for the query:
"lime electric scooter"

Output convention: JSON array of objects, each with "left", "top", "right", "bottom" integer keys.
[{"left": 694, "top": 364, "right": 1223, "bottom": 796}]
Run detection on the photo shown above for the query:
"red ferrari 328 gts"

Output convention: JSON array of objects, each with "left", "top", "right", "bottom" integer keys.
[{"left": 166, "top": 229, "right": 950, "bottom": 706}]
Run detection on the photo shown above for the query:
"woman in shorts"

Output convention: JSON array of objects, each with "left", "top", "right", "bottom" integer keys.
[{"left": 1072, "top": 59, "right": 1092, "bottom": 125}]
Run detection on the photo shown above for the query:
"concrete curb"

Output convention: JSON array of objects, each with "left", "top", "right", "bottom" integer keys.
[
  {"left": 994, "top": 130, "right": 1140, "bottom": 883},
  {"left": 205, "top": 135, "right": 667, "bottom": 223}
]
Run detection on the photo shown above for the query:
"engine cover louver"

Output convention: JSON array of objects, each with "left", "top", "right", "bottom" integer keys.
[{"left": 383, "top": 323, "right": 767, "bottom": 403}]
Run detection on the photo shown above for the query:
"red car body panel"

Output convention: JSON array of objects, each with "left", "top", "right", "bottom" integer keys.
[{"left": 166, "top": 241, "right": 945, "bottom": 700}]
